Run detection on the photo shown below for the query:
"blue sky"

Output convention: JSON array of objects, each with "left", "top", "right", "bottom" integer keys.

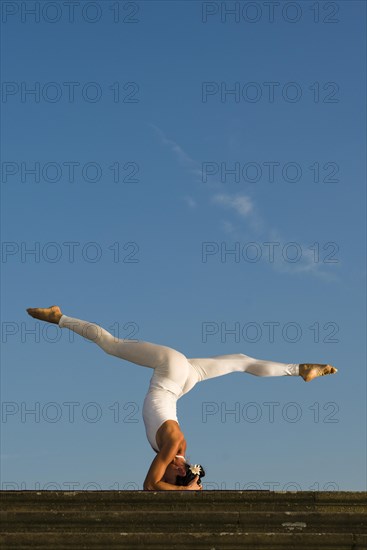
[{"left": 1, "top": 0, "right": 366, "bottom": 491}]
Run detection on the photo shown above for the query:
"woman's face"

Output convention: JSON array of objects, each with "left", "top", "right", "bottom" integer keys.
[{"left": 163, "top": 458, "right": 187, "bottom": 484}]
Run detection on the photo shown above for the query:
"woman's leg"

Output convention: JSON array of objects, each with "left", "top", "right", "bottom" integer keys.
[
  {"left": 58, "top": 314, "right": 186, "bottom": 369},
  {"left": 27, "top": 306, "right": 193, "bottom": 394},
  {"left": 187, "top": 353, "right": 300, "bottom": 381},
  {"left": 27, "top": 306, "right": 183, "bottom": 370},
  {"left": 26, "top": 307, "right": 337, "bottom": 383}
]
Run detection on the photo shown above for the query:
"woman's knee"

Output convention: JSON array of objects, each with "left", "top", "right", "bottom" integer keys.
[{"left": 96, "top": 334, "right": 118, "bottom": 355}]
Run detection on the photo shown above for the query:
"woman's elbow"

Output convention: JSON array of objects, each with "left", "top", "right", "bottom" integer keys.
[{"left": 143, "top": 479, "right": 156, "bottom": 491}]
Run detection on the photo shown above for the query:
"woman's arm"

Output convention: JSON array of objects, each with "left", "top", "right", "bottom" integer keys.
[
  {"left": 143, "top": 435, "right": 183, "bottom": 490},
  {"left": 143, "top": 435, "right": 201, "bottom": 491},
  {"left": 147, "top": 476, "right": 201, "bottom": 491}
]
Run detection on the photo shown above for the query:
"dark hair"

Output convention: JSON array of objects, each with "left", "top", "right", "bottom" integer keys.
[{"left": 176, "top": 463, "right": 206, "bottom": 487}]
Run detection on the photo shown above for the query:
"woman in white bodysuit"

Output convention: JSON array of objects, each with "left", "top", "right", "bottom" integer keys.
[{"left": 26, "top": 306, "right": 338, "bottom": 491}]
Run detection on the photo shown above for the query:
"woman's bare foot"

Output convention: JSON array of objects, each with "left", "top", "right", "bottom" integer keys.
[
  {"left": 26, "top": 305, "right": 62, "bottom": 325},
  {"left": 299, "top": 363, "right": 338, "bottom": 382}
]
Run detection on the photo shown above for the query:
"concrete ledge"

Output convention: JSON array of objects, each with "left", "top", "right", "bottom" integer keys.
[
  {"left": 1, "top": 511, "right": 366, "bottom": 533},
  {"left": 1, "top": 532, "right": 367, "bottom": 549},
  {"left": 1, "top": 491, "right": 366, "bottom": 549},
  {"left": 2, "top": 490, "right": 366, "bottom": 511}
]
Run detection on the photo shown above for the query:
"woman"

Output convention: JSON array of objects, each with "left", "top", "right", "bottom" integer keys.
[{"left": 26, "top": 306, "right": 337, "bottom": 491}]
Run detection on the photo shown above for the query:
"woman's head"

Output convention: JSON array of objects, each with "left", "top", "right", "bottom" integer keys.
[
  {"left": 163, "top": 457, "right": 187, "bottom": 484},
  {"left": 173, "top": 462, "right": 206, "bottom": 487},
  {"left": 163, "top": 456, "right": 205, "bottom": 486}
]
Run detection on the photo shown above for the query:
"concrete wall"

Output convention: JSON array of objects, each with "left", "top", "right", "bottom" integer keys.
[{"left": 1, "top": 490, "right": 366, "bottom": 548}]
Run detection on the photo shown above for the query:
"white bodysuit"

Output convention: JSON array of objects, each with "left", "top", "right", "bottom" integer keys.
[{"left": 59, "top": 315, "right": 299, "bottom": 452}]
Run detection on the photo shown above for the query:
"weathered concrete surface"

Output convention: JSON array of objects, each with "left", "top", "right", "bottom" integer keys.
[{"left": 1, "top": 491, "right": 366, "bottom": 549}]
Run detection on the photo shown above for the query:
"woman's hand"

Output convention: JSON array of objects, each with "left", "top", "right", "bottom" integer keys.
[{"left": 185, "top": 475, "right": 202, "bottom": 490}]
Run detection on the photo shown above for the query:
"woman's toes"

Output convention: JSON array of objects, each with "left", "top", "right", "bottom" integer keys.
[{"left": 325, "top": 364, "right": 338, "bottom": 375}]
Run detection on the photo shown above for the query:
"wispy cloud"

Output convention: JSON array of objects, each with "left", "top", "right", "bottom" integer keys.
[
  {"left": 221, "top": 220, "right": 237, "bottom": 235},
  {"left": 212, "top": 193, "right": 253, "bottom": 217},
  {"left": 151, "top": 125, "right": 340, "bottom": 281},
  {"left": 149, "top": 123, "right": 221, "bottom": 189},
  {"left": 212, "top": 192, "right": 264, "bottom": 233},
  {"left": 149, "top": 124, "right": 197, "bottom": 169},
  {"left": 182, "top": 196, "right": 197, "bottom": 209}
]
